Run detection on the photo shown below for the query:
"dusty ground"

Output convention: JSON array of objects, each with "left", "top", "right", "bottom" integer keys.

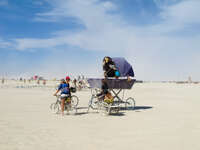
[{"left": 0, "top": 81, "right": 200, "bottom": 150}]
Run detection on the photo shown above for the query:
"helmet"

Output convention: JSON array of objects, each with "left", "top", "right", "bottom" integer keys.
[
  {"left": 66, "top": 76, "right": 70, "bottom": 80},
  {"left": 115, "top": 70, "right": 120, "bottom": 77}
]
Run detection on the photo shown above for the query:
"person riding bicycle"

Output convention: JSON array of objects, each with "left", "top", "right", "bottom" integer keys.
[
  {"left": 97, "top": 79, "right": 114, "bottom": 104},
  {"left": 53, "top": 76, "right": 71, "bottom": 115},
  {"left": 103, "top": 56, "right": 120, "bottom": 78}
]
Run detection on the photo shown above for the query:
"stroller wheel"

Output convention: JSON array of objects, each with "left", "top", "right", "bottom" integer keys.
[{"left": 125, "top": 97, "right": 135, "bottom": 110}]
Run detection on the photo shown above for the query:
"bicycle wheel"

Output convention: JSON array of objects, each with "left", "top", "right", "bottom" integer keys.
[
  {"left": 125, "top": 97, "right": 135, "bottom": 110},
  {"left": 50, "top": 103, "right": 60, "bottom": 114},
  {"left": 65, "top": 103, "right": 77, "bottom": 115},
  {"left": 88, "top": 95, "right": 99, "bottom": 110},
  {"left": 99, "top": 101, "right": 111, "bottom": 115},
  {"left": 50, "top": 103, "right": 55, "bottom": 110},
  {"left": 71, "top": 95, "right": 79, "bottom": 106}
]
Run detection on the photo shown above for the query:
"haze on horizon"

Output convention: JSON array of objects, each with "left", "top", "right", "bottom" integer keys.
[{"left": 0, "top": 0, "right": 200, "bottom": 81}]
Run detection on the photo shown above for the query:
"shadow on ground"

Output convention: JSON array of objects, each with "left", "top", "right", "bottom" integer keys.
[
  {"left": 76, "top": 107, "right": 88, "bottom": 110},
  {"left": 75, "top": 106, "right": 153, "bottom": 115},
  {"left": 75, "top": 112, "right": 88, "bottom": 116},
  {"left": 109, "top": 112, "right": 125, "bottom": 116},
  {"left": 120, "top": 106, "right": 153, "bottom": 111},
  {"left": 134, "top": 106, "right": 153, "bottom": 110}
]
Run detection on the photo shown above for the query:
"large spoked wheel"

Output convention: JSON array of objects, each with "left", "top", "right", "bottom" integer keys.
[
  {"left": 50, "top": 103, "right": 60, "bottom": 114},
  {"left": 125, "top": 97, "right": 135, "bottom": 110},
  {"left": 99, "top": 102, "right": 111, "bottom": 115},
  {"left": 71, "top": 95, "right": 79, "bottom": 106},
  {"left": 109, "top": 98, "right": 120, "bottom": 114}
]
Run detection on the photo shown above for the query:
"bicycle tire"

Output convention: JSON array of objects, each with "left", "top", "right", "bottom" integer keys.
[
  {"left": 50, "top": 102, "right": 55, "bottom": 110},
  {"left": 89, "top": 95, "right": 99, "bottom": 110},
  {"left": 50, "top": 103, "right": 60, "bottom": 114},
  {"left": 99, "top": 102, "right": 111, "bottom": 115},
  {"left": 71, "top": 95, "right": 79, "bottom": 106},
  {"left": 125, "top": 97, "right": 135, "bottom": 110}
]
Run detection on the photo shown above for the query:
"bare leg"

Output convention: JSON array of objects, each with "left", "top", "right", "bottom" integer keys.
[{"left": 61, "top": 99, "right": 65, "bottom": 116}]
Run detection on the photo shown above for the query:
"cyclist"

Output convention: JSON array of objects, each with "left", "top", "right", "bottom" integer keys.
[
  {"left": 54, "top": 77, "right": 71, "bottom": 115},
  {"left": 97, "top": 79, "right": 113, "bottom": 104}
]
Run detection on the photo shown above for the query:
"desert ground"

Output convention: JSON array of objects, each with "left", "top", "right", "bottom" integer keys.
[{"left": 0, "top": 80, "right": 200, "bottom": 150}]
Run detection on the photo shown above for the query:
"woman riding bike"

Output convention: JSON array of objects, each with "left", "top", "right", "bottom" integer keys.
[{"left": 53, "top": 77, "right": 71, "bottom": 116}]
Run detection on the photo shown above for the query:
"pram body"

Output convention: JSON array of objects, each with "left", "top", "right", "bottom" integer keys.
[
  {"left": 88, "top": 78, "right": 135, "bottom": 89},
  {"left": 87, "top": 78, "right": 136, "bottom": 114}
]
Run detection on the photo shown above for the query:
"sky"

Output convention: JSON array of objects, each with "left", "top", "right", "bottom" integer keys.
[{"left": 0, "top": 0, "right": 200, "bottom": 81}]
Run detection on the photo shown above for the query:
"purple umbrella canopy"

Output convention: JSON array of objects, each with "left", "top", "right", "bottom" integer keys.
[{"left": 112, "top": 57, "right": 135, "bottom": 77}]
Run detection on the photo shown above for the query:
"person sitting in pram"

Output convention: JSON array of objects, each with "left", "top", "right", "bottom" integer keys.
[
  {"left": 103, "top": 56, "right": 120, "bottom": 78},
  {"left": 96, "top": 79, "right": 114, "bottom": 104}
]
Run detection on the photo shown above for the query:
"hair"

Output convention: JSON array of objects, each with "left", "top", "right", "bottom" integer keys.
[{"left": 103, "top": 56, "right": 112, "bottom": 63}]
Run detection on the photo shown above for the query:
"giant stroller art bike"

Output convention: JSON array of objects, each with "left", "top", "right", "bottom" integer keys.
[{"left": 87, "top": 57, "right": 136, "bottom": 115}]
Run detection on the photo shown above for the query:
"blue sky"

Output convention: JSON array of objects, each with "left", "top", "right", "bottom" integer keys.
[{"left": 0, "top": 0, "right": 200, "bottom": 81}]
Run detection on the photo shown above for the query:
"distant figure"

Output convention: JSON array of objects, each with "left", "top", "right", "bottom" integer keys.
[
  {"left": 81, "top": 75, "right": 84, "bottom": 80},
  {"left": 1, "top": 78, "right": 5, "bottom": 84},
  {"left": 20, "top": 77, "right": 23, "bottom": 82},
  {"left": 43, "top": 80, "right": 46, "bottom": 86},
  {"left": 37, "top": 80, "right": 40, "bottom": 85},
  {"left": 188, "top": 76, "right": 192, "bottom": 83},
  {"left": 73, "top": 79, "right": 77, "bottom": 88},
  {"left": 28, "top": 79, "right": 31, "bottom": 83},
  {"left": 34, "top": 75, "right": 38, "bottom": 80},
  {"left": 77, "top": 75, "right": 81, "bottom": 81}
]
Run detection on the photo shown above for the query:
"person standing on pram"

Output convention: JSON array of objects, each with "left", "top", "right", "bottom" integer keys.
[
  {"left": 96, "top": 79, "right": 114, "bottom": 104},
  {"left": 103, "top": 56, "right": 120, "bottom": 78},
  {"left": 103, "top": 56, "right": 135, "bottom": 82}
]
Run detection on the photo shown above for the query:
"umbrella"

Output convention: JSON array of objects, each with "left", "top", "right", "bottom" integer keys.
[{"left": 112, "top": 57, "right": 135, "bottom": 77}]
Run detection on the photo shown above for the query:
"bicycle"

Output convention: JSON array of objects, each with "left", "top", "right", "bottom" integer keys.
[{"left": 50, "top": 94, "right": 79, "bottom": 115}]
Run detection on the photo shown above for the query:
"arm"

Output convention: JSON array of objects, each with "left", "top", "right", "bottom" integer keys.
[
  {"left": 127, "top": 76, "right": 133, "bottom": 82},
  {"left": 53, "top": 89, "right": 60, "bottom": 96},
  {"left": 54, "top": 84, "right": 61, "bottom": 96}
]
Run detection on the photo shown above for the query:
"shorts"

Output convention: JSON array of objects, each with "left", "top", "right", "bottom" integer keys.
[{"left": 60, "top": 94, "right": 70, "bottom": 99}]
